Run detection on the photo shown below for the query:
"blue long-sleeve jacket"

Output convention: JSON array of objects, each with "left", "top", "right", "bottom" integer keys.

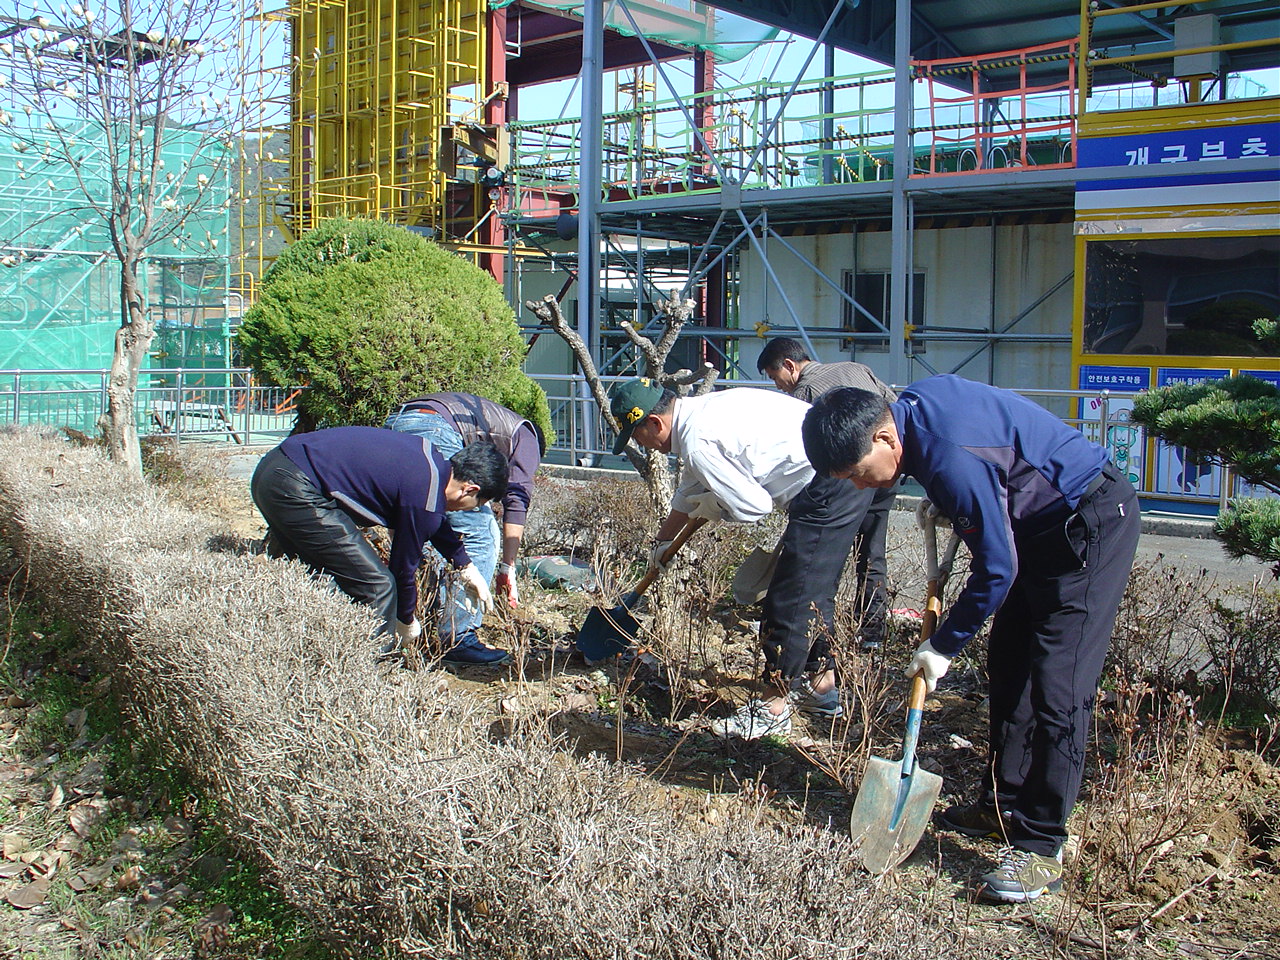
[
  {"left": 894, "top": 376, "right": 1109, "bottom": 656},
  {"left": 280, "top": 426, "right": 470, "bottom": 624}
]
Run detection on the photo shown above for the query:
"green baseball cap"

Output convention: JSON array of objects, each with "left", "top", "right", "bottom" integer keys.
[{"left": 609, "top": 378, "right": 664, "bottom": 454}]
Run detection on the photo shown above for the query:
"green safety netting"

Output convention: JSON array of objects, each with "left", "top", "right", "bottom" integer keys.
[
  {"left": 0, "top": 122, "right": 232, "bottom": 374},
  {"left": 490, "top": 0, "right": 778, "bottom": 63}
]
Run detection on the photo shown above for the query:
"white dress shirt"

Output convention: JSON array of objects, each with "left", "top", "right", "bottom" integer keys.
[{"left": 668, "top": 388, "right": 815, "bottom": 523}]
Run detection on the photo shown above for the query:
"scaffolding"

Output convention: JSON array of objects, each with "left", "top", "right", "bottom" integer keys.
[
  {"left": 287, "top": 0, "right": 492, "bottom": 240},
  {"left": 504, "top": 0, "right": 1276, "bottom": 403}
]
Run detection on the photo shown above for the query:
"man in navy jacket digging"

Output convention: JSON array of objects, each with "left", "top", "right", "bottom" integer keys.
[
  {"left": 251, "top": 427, "right": 508, "bottom": 656},
  {"left": 801, "top": 375, "right": 1140, "bottom": 903}
]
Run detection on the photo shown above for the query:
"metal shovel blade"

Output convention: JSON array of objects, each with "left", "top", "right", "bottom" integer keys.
[
  {"left": 849, "top": 755, "right": 943, "bottom": 874},
  {"left": 575, "top": 592, "right": 642, "bottom": 662}
]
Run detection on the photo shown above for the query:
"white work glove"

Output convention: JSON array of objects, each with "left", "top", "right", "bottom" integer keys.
[
  {"left": 916, "top": 498, "right": 945, "bottom": 529},
  {"left": 906, "top": 638, "right": 951, "bottom": 695},
  {"left": 494, "top": 561, "right": 519, "bottom": 608},
  {"left": 379, "top": 617, "right": 421, "bottom": 657},
  {"left": 457, "top": 563, "right": 495, "bottom": 617},
  {"left": 684, "top": 491, "right": 724, "bottom": 523},
  {"left": 647, "top": 539, "right": 677, "bottom": 574}
]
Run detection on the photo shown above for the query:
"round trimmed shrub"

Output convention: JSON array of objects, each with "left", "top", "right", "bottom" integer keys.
[{"left": 237, "top": 218, "right": 553, "bottom": 440}]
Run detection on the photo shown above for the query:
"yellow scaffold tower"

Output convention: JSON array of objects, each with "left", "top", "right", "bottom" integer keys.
[{"left": 288, "top": 0, "right": 496, "bottom": 240}]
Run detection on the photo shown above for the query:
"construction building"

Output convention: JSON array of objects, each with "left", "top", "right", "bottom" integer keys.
[{"left": 274, "top": 0, "right": 1277, "bottom": 509}]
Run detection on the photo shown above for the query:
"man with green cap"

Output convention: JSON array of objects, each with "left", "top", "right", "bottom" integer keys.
[{"left": 609, "top": 378, "right": 876, "bottom": 740}]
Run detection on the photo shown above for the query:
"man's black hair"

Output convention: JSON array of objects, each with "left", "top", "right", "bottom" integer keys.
[
  {"left": 450, "top": 442, "right": 509, "bottom": 502},
  {"left": 651, "top": 388, "right": 677, "bottom": 417},
  {"left": 801, "top": 387, "right": 892, "bottom": 476},
  {"left": 756, "top": 337, "right": 812, "bottom": 373}
]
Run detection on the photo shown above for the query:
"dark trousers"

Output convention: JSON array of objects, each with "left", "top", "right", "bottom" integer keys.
[
  {"left": 984, "top": 464, "right": 1140, "bottom": 856},
  {"left": 761, "top": 475, "right": 874, "bottom": 679},
  {"left": 853, "top": 485, "right": 896, "bottom": 646},
  {"left": 251, "top": 448, "right": 397, "bottom": 635}
]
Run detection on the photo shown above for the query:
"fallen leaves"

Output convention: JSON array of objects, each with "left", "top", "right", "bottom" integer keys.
[
  {"left": 2, "top": 833, "right": 29, "bottom": 859},
  {"left": 67, "top": 799, "right": 107, "bottom": 837},
  {"left": 194, "top": 904, "right": 234, "bottom": 956},
  {"left": 63, "top": 707, "right": 87, "bottom": 736},
  {"left": 116, "top": 863, "right": 143, "bottom": 891},
  {"left": 68, "top": 758, "right": 104, "bottom": 796},
  {"left": 66, "top": 859, "right": 116, "bottom": 892},
  {"left": 5, "top": 877, "right": 49, "bottom": 909}
]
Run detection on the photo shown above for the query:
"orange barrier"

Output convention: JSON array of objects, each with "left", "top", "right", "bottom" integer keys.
[
  {"left": 913, "top": 39, "right": 1078, "bottom": 176},
  {"left": 275, "top": 389, "right": 302, "bottom": 414}
]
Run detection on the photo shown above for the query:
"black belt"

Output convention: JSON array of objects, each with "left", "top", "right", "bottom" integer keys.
[{"left": 1080, "top": 462, "right": 1121, "bottom": 503}]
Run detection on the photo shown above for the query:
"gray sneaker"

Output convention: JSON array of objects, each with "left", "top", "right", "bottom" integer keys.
[
  {"left": 709, "top": 699, "right": 792, "bottom": 740},
  {"left": 788, "top": 679, "right": 844, "bottom": 719},
  {"left": 979, "top": 847, "right": 1064, "bottom": 903}
]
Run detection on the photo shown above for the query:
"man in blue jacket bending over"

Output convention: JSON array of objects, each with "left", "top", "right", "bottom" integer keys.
[
  {"left": 252, "top": 427, "right": 509, "bottom": 657},
  {"left": 801, "top": 375, "right": 1140, "bottom": 903}
]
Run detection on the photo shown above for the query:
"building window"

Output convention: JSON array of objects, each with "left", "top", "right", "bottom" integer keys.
[
  {"left": 1084, "top": 235, "right": 1279, "bottom": 357},
  {"left": 842, "top": 271, "right": 925, "bottom": 354}
]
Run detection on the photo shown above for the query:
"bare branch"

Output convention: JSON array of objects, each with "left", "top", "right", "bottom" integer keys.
[
  {"left": 651, "top": 296, "right": 696, "bottom": 366},
  {"left": 524, "top": 294, "right": 616, "bottom": 434}
]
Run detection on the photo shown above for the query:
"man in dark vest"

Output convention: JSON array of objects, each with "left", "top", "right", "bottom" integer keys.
[{"left": 386, "top": 393, "right": 544, "bottom": 665}]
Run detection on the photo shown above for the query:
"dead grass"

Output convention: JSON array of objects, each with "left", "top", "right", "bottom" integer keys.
[
  {"left": 0, "top": 432, "right": 1038, "bottom": 959},
  {"left": 1, "top": 438, "right": 1276, "bottom": 959}
]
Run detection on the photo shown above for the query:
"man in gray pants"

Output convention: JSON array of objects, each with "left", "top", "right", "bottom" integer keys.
[{"left": 758, "top": 337, "right": 897, "bottom": 649}]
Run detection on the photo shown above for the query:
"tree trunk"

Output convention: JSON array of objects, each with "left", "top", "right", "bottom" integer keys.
[{"left": 104, "top": 261, "right": 154, "bottom": 479}]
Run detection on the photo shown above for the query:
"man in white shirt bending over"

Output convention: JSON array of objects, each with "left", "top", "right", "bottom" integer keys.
[{"left": 609, "top": 378, "right": 876, "bottom": 740}]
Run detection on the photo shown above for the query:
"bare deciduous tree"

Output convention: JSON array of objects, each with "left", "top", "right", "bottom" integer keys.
[
  {"left": 526, "top": 293, "right": 717, "bottom": 509},
  {"left": 0, "top": 1, "right": 270, "bottom": 476}
]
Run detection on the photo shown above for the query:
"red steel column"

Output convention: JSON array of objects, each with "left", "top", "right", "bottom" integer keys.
[
  {"left": 482, "top": 5, "right": 508, "bottom": 283},
  {"left": 693, "top": 46, "right": 717, "bottom": 180}
]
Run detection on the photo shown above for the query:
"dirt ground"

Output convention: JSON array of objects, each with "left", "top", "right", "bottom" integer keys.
[{"left": 4, "top": 448, "right": 1277, "bottom": 958}]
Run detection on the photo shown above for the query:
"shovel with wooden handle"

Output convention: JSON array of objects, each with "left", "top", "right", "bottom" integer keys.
[
  {"left": 575, "top": 517, "right": 708, "bottom": 662},
  {"left": 848, "top": 507, "right": 958, "bottom": 874}
]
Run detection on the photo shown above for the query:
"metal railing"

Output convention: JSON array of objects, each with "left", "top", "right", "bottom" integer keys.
[
  {"left": 0, "top": 366, "right": 1258, "bottom": 511},
  {"left": 0, "top": 368, "right": 298, "bottom": 446},
  {"left": 530, "top": 373, "right": 1257, "bottom": 512}
]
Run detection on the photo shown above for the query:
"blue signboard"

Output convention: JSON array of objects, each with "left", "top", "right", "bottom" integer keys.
[
  {"left": 1241, "top": 369, "right": 1280, "bottom": 388},
  {"left": 1078, "top": 365, "right": 1150, "bottom": 392},
  {"left": 1077, "top": 122, "right": 1277, "bottom": 169},
  {"left": 1156, "top": 367, "right": 1229, "bottom": 388},
  {"left": 1076, "top": 120, "right": 1279, "bottom": 207}
]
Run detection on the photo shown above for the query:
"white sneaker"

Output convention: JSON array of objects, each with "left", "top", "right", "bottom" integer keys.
[
  {"left": 709, "top": 699, "right": 792, "bottom": 740},
  {"left": 788, "top": 678, "right": 844, "bottom": 719}
]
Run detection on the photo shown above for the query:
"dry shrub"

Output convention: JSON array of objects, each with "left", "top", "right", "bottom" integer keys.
[
  {"left": 1108, "top": 554, "right": 1218, "bottom": 686},
  {"left": 1200, "top": 582, "right": 1280, "bottom": 727},
  {"left": 796, "top": 617, "right": 902, "bottom": 792},
  {"left": 522, "top": 474, "right": 655, "bottom": 571},
  {"left": 1074, "top": 673, "right": 1218, "bottom": 912},
  {"left": 0, "top": 431, "right": 1018, "bottom": 960}
]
